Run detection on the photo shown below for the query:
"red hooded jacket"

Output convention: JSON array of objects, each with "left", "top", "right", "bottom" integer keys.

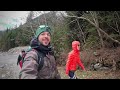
[{"left": 66, "top": 41, "right": 85, "bottom": 75}]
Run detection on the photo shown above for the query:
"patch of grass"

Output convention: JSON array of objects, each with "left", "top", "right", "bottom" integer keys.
[
  {"left": 57, "top": 66, "right": 69, "bottom": 79},
  {"left": 57, "top": 66, "right": 120, "bottom": 79}
]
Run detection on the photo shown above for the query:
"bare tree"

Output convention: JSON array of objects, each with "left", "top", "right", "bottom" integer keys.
[
  {"left": 66, "top": 14, "right": 120, "bottom": 45},
  {"left": 64, "top": 11, "right": 86, "bottom": 44},
  {"left": 26, "top": 11, "right": 35, "bottom": 35},
  {"left": 89, "top": 11, "right": 104, "bottom": 47},
  {"left": 105, "top": 11, "right": 120, "bottom": 35}
]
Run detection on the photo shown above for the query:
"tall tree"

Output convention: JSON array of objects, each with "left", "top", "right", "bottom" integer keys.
[
  {"left": 26, "top": 11, "right": 35, "bottom": 35},
  {"left": 66, "top": 11, "right": 120, "bottom": 48},
  {"left": 89, "top": 11, "right": 104, "bottom": 47}
]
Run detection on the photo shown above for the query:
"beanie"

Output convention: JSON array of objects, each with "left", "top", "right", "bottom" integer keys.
[{"left": 35, "top": 25, "right": 51, "bottom": 38}]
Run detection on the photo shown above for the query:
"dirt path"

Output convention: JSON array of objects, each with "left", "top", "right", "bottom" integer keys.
[{"left": 0, "top": 46, "right": 29, "bottom": 79}]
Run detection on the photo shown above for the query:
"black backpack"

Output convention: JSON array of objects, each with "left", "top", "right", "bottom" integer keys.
[{"left": 22, "top": 49, "right": 45, "bottom": 71}]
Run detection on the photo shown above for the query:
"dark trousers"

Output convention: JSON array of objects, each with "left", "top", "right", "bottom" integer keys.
[{"left": 68, "top": 71, "right": 77, "bottom": 79}]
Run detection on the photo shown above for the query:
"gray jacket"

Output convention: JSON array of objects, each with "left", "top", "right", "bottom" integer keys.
[{"left": 19, "top": 50, "right": 61, "bottom": 79}]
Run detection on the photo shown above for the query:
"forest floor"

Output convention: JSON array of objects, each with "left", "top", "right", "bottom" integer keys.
[{"left": 58, "top": 66, "right": 120, "bottom": 79}]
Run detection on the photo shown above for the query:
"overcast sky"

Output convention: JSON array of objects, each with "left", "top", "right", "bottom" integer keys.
[
  {"left": 0, "top": 11, "right": 30, "bottom": 31},
  {"left": 0, "top": 11, "right": 66, "bottom": 31}
]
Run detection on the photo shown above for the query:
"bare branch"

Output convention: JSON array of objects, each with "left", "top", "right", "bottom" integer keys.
[
  {"left": 76, "top": 19, "right": 86, "bottom": 43},
  {"left": 106, "top": 23, "right": 119, "bottom": 33},
  {"left": 43, "top": 11, "right": 47, "bottom": 25},
  {"left": 67, "top": 15, "right": 120, "bottom": 44},
  {"left": 66, "top": 19, "right": 78, "bottom": 25}
]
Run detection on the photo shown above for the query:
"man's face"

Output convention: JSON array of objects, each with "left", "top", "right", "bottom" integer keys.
[{"left": 38, "top": 31, "right": 51, "bottom": 46}]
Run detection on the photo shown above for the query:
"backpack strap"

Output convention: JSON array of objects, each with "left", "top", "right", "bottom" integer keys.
[{"left": 31, "top": 49, "right": 45, "bottom": 71}]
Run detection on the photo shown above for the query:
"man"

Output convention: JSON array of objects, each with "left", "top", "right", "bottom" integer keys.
[
  {"left": 66, "top": 41, "right": 85, "bottom": 79},
  {"left": 19, "top": 25, "right": 61, "bottom": 79},
  {"left": 17, "top": 49, "right": 26, "bottom": 69}
]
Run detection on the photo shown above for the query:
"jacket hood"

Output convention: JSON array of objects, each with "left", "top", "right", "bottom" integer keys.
[
  {"left": 30, "top": 37, "right": 54, "bottom": 55},
  {"left": 72, "top": 41, "right": 80, "bottom": 52}
]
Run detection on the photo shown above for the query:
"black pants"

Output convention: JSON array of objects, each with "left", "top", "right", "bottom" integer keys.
[{"left": 68, "top": 71, "right": 77, "bottom": 79}]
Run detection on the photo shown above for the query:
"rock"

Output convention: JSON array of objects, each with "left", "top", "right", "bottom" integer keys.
[
  {"left": 94, "top": 63, "right": 102, "bottom": 70},
  {"left": 99, "top": 67, "right": 109, "bottom": 70},
  {"left": 2, "top": 74, "right": 6, "bottom": 78},
  {"left": 0, "top": 64, "right": 5, "bottom": 68},
  {"left": 90, "top": 63, "right": 102, "bottom": 71},
  {"left": 7, "top": 71, "right": 10, "bottom": 75},
  {"left": 93, "top": 52, "right": 100, "bottom": 56}
]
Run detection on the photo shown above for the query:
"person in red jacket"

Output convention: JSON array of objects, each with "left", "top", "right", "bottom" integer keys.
[
  {"left": 66, "top": 41, "right": 85, "bottom": 79},
  {"left": 17, "top": 49, "right": 26, "bottom": 68}
]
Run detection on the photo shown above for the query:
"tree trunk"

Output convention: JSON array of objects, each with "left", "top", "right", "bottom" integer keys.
[
  {"left": 43, "top": 11, "right": 47, "bottom": 25},
  {"left": 67, "top": 15, "right": 120, "bottom": 45},
  {"left": 76, "top": 19, "right": 86, "bottom": 44},
  {"left": 30, "top": 22, "right": 35, "bottom": 36},
  {"left": 90, "top": 11, "right": 104, "bottom": 47}
]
